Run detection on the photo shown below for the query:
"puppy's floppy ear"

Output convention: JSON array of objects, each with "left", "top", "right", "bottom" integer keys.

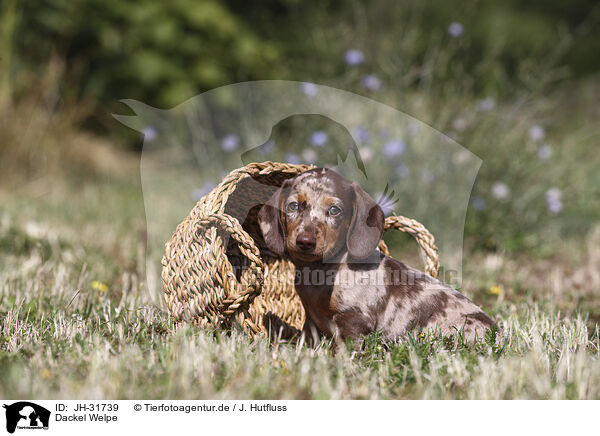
[
  {"left": 346, "top": 182, "right": 384, "bottom": 259},
  {"left": 257, "top": 181, "right": 288, "bottom": 256}
]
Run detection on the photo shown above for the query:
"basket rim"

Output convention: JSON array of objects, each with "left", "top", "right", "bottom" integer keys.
[{"left": 197, "top": 161, "right": 316, "bottom": 216}]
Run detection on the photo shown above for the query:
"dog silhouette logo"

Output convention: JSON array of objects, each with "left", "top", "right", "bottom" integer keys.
[{"left": 2, "top": 402, "right": 50, "bottom": 433}]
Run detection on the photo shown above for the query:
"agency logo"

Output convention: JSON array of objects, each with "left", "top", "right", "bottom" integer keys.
[
  {"left": 2, "top": 402, "right": 50, "bottom": 434},
  {"left": 116, "top": 80, "right": 481, "bottom": 301}
]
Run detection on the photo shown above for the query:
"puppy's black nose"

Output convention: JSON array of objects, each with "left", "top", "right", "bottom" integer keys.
[{"left": 296, "top": 233, "right": 317, "bottom": 252}]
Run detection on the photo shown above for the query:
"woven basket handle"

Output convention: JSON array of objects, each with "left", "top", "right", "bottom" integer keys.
[
  {"left": 193, "top": 213, "right": 264, "bottom": 324},
  {"left": 378, "top": 215, "right": 440, "bottom": 278}
]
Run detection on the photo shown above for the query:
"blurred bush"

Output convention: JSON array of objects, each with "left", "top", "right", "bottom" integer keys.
[{"left": 9, "top": 0, "right": 282, "bottom": 109}]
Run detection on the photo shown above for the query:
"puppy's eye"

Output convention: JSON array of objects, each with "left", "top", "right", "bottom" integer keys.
[
  {"left": 328, "top": 205, "right": 342, "bottom": 216},
  {"left": 287, "top": 201, "right": 299, "bottom": 212}
]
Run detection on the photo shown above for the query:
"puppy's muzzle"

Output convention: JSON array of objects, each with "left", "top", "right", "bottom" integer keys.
[{"left": 296, "top": 232, "right": 317, "bottom": 252}]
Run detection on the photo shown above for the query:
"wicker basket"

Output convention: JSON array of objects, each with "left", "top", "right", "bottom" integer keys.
[{"left": 161, "top": 161, "right": 440, "bottom": 337}]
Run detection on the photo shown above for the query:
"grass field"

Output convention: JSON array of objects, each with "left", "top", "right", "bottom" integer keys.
[
  {"left": 2, "top": 0, "right": 600, "bottom": 406},
  {"left": 1, "top": 36, "right": 600, "bottom": 397},
  {"left": 1, "top": 154, "right": 600, "bottom": 400}
]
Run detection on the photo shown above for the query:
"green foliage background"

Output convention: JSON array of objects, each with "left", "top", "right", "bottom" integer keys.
[
  {"left": 1, "top": 0, "right": 599, "bottom": 252},
  {"left": 12, "top": 0, "right": 281, "bottom": 108},
  {"left": 7, "top": 0, "right": 600, "bottom": 109}
]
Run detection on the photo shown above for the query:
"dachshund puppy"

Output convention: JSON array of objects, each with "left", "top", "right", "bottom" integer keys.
[{"left": 258, "top": 168, "right": 494, "bottom": 346}]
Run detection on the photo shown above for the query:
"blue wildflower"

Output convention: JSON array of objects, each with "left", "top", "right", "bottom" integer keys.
[
  {"left": 383, "top": 139, "right": 406, "bottom": 157},
  {"left": 345, "top": 49, "right": 365, "bottom": 66},
  {"left": 141, "top": 126, "right": 157, "bottom": 142},
  {"left": 301, "top": 82, "right": 318, "bottom": 97},
  {"left": 537, "top": 145, "right": 553, "bottom": 160},
  {"left": 452, "top": 118, "right": 468, "bottom": 132},
  {"left": 221, "top": 134, "right": 240, "bottom": 152},
  {"left": 492, "top": 182, "right": 510, "bottom": 200},
  {"left": 361, "top": 74, "right": 382, "bottom": 91},
  {"left": 310, "top": 131, "right": 328, "bottom": 147},
  {"left": 472, "top": 197, "right": 486, "bottom": 211},
  {"left": 351, "top": 127, "right": 370, "bottom": 143},
  {"left": 285, "top": 152, "right": 301, "bottom": 165},
  {"left": 260, "top": 139, "right": 276, "bottom": 154},
  {"left": 546, "top": 188, "right": 562, "bottom": 215},
  {"left": 528, "top": 125, "right": 545, "bottom": 142},
  {"left": 448, "top": 22, "right": 464, "bottom": 37}
]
